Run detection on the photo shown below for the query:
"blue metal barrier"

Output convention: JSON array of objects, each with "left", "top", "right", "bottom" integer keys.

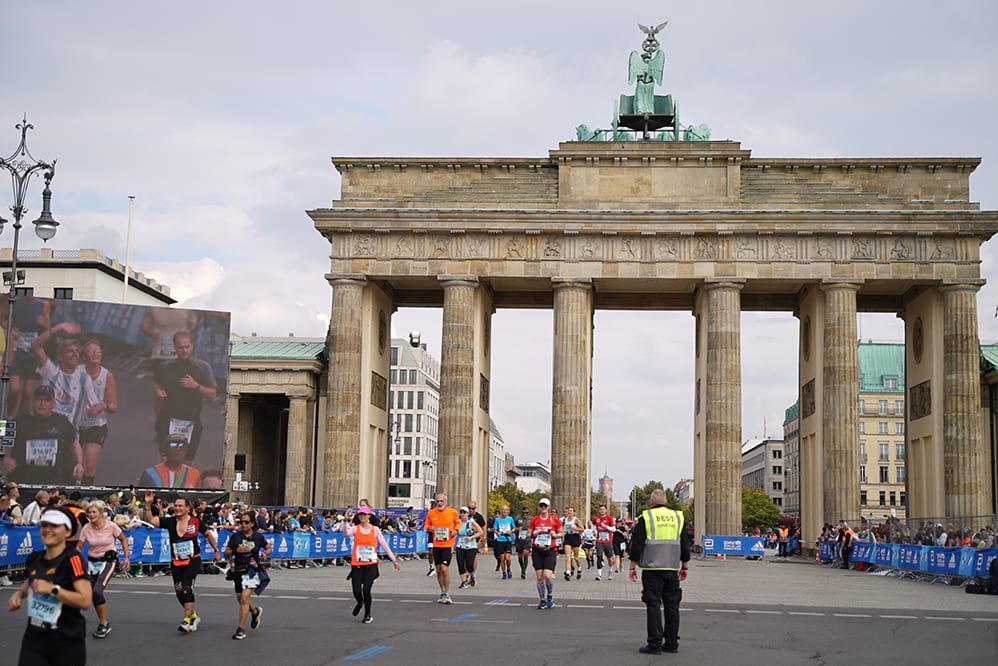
[{"left": 815, "top": 539, "right": 997, "bottom": 577}]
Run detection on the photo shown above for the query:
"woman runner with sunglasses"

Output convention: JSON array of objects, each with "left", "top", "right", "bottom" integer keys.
[
  {"left": 224, "top": 510, "right": 271, "bottom": 640},
  {"left": 78, "top": 500, "right": 129, "bottom": 639},
  {"left": 7, "top": 506, "right": 92, "bottom": 666},
  {"left": 342, "top": 505, "right": 400, "bottom": 624}
]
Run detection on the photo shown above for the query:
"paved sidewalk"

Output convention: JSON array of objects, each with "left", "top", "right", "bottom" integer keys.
[{"left": 119, "top": 554, "right": 998, "bottom": 615}]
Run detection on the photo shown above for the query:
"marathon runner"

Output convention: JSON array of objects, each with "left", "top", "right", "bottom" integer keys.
[
  {"left": 514, "top": 506, "right": 532, "bottom": 579},
  {"left": 455, "top": 506, "right": 484, "bottom": 589},
  {"left": 78, "top": 500, "right": 129, "bottom": 639},
  {"left": 561, "top": 506, "right": 583, "bottom": 581},
  {"left": 341, "top": 506, "right": 399, "bottom": 624},
  {"left": 491, "top": 504, "right": 516, "bottom": 580},
  {"left": 592, "top": 503, "right": 616, "bottom": 581},
  {"left": 527, "top": 498, "right": 563, "bottom": 610},
  {"left": 423, "top": 493, "right": 460, "bottom": 603},
  {"left": 224, "top": 510, "right": 271, "bottom": 639}
]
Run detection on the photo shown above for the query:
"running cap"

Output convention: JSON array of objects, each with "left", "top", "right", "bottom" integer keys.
[
  {"left": 356, "top": 506, "right": 371, "bottom": 514},
  {"left": 538, "top": 498, "right": 550, "bottom": 506},
  {"left": 459, "top": 506, "right": 470, "bottom": 513},
  {"left": 39, "top": 509, "right": 73, "bottom": 530}
]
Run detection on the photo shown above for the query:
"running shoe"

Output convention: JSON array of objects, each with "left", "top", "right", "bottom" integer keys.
[
  {"left": 190, "top": 613, "right": 200, "bottom": 632},
  {"left": 458, "top": 580, "right": 469, "bottom": 589},
  {"left": 470, "top": 575, "right": 476, "bottom": 587},
  {"left": 92, "top": 624, "right": 111, "bottom": 639},
  {"left": 521, "top": 572, "right": 526, "bottom": 579},
  {"left": 595, "top": 575, "right": 601, "bottom": 581},
  {"left": 537, "top": 599, "right": 547, "bottom": 610},
  {"left": 564, "top": 571, "right": 571, "bottom": 581},
  {"left": 232, "top": 628, "right": 246, "bottom": 640},
  {"left": 441, "top": 594, "right": 453, "bottom": 604},
  {"left": 608, "top": 574, "right": 613, "bottom": 581},
  {"left": 179, "top": 617, "right": 194, "bottom": 633},
  {"left": 576, "top": 570, "right": 581, "bottom": 580},
  {"left": 546, "top": 596, "right": 554, "bottom": 609},
  {"left": 352, "top": 601, "right": 363, "bottom": 616},
  {"left": 362, "top": 616, "right": 373, "bottom": 624},
  {"left": 250, "top": 606, "right": 263, "bottom": 629},
  {"left": 426, "top": 569, "right": 435, "bottom": 577}
]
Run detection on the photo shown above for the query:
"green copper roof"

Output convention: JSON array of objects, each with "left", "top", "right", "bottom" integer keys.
[
  {"left": 858, "top": 343, "right": 904, "bottom": 394},
  {"left": 981, "top": 345, "right": 998, "bottom": 371},
  {"left": 230, "top": 337, "right": 325, "bottom": 361}
]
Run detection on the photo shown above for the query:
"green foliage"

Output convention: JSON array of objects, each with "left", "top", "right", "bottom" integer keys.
[
  {"left": 486, "top": 483, "right": 547, "bottom": 517},
  {"left": 742, "top": 486, "right": 781, "bottom": 531}
]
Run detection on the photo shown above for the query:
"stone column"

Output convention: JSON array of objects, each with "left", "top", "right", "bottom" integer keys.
[
  {"left": 284, "top": 394, "right": 310, "bottom": 505},
  {"left": 323, "top": 274, "right": 366, "bottom": 507},
  {"left": 437, "top": 275, "right": 479, "bottom": 504},
  {"left": 820, "top": 281, "right": 861, "bottom": 526},
  {"left": 222, "top": 392, "right": 241, "bottom": 488},
  {"left": 940, "top": 280, "right": 988, "bottom": 519},
  {"left": 703, "top": 279, "right": 744, "bottom": 537},
  {"left": 551, "top": 279, "right": 593, "bottom": 517}
]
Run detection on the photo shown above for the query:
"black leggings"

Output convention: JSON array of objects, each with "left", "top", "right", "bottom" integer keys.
[
  {"left": 18, "top": 633, "right": 85, "bottom": 666},
  {"left": 350, "top": 564, "right": 380, "bottom": 617},
  {"left": 455, "top": 548, "right": 477, "bottom": 575},
  {"left": 89, "top": 560, "right": 115, "bottom": 607},
  {"left": 171, "top": 562, "right": 198, "bottom": 605}
]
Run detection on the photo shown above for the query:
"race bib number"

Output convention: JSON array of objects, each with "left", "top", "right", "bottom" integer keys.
[
  {"left": 598, "top": 530, "right": 611, "bottom": 540},
  {"left": 88, "top": 560, "right": 106, "bottom": 576},
  {"left": 241, "top": 573, "right": 261, "bottom": 589},
  {"left": 499, "top": 524, "right": 511, "bottom": 535},
  {"left": 534, "top": 533, "right": 552, "bottom": 548},
  {"left": 168, "top": 418, "right": 195, "bottom": 441},
  {"left": 25, "top": 439, "right": 58, "bottom": 466},
  {"left": 433, "top": 528, "right": 450, "bottom": 542},
  {"left": 518, "top": 529, "right": 528, "bottom": 540},
  {"left": 15, "top": 331, "right": 36, "bottom": 353},
  {"left": 356, "top": 545, "right": 378, "bottom": 563},
  {"left": 27, "top": 589, "right": 62, "bottom": 627},
  {"left": 458, "top": 535, "right": 476, "bottom": 549},
  {"left": 173, "top": 540, "right": 195, "bottom": 560}
]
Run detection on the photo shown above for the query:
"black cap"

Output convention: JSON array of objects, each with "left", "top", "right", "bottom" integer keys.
[{"left": 33, "top": 384, "right": 55, "bottom": 399}]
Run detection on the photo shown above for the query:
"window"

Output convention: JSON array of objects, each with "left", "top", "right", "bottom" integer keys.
[
  {"left": 13, "top": 287, "right": 32, "bottom": 296},
  {"left": 884, "top": 377, "right": 897, "bottom": 390},
  {"left": 773, "top": 498, "right": 782, "bottom": 506},
  {"left": 402, "top": 461, "right": 412, "bottom": 478},
  {"left": 404, "top": 414, "right": 413, "bottom": 431},
  {"left": 403, "top": 437, "right": 412, "bottom": 455},
  {"left": 396, "top": 371, "right": 405, "bottom": 385},
  {"left": 416, "top": 414, "right": 422, "bottom": 432},
  {"left": 878, "top": 442, "right": 889, "bottom": 461},
  {"left": 858, "top": 399, "right": 866, "bottom": 415},
  {"left": 894, "top": 400, "right": 904, "bottom": 416},
  {"left": 861, "top": 491, "right": 868, "bottom": 505},
  {"left": 409, "top": 369, "right": 417, "bottom": 384},
  {"left": 879, "top": 491, "right": 886, "bottom": 506},
  {"left": 878, "top": 422, "right": 888, "bottom": 435},
  {"left": 418, "top": 391, "right": 424, "bottom": 409},
  {"left": 895, "top": 442, "right": 905, "bottom": 460},
  {"left": 896, "top": 466, "right": 905, "bottom": 483},
  {"left": 393, "top": 460, "right": 400, "bottom": 478},
  {"left": 900, "top": 492, "right": 906, "bottom": 506},
  {"left": 772, "top": 466, "right": 782, "bottom": 475},
  {"left": 415, "top": 437, "right": 421, "bottom": 455},
  {"left": 772, "top": 450, "right": 782, "bottom": 459},
  {"left": 859, "top": 465, "right": 867, "bottom": 483},
  {"left": 390, "top": 347, "right": 399, "bottom": 365},
  {"left": 859, "top": 421, "right": 866, "bottom": 434},
  {"left": 772, "top": 481, "right": 782, "bottom": 491},
  {"left": 895, "top": 422, "right": 904, "bottom": 435},
  {"left": 860, "top": 441, "right": 867, "bottom": 461},
  {"left": 879, "top": 466, "right": 889, "bottom": 483},
  {"left": 407, "top": 391, "right": 414, "bottom": 409},
  {"left": 388, "top": 483, "right": 410, "bottom": 498},
  {"left": 396, "top": 392, "right": 404, "bottom": 409},
  {"left": 889, "top": 491, "right": 896, "bottom": 506},
  {"left": 414, "top": 462, "right": 419, "bottom": 479},
  {"left": 53, "top": 287, "right": 73, "bottom": 299},
  {"left": 878, "top": 400, "right": 888, "bottom": 415}
]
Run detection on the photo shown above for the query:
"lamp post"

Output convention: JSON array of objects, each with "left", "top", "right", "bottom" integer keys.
[{"left": 0, "top": 116, "right": 59, "bottom": 436}]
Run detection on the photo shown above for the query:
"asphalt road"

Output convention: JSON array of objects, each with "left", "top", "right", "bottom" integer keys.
[{"left": 2, "top": 557, "right": 996, "bottom": 664}]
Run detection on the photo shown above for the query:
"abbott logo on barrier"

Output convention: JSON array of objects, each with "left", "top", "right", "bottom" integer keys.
[
  {"left": 703, "top": 538, "right": 714, "bottom": 551},
  {"left": 17, "top": 532, "right": 33, "bottom": 556},
  {"left": 142, "top": 537, "right": 154, "bottom": 556}
]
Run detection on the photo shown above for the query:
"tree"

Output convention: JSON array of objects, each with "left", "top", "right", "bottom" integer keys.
[
  {"left": 488, "top": 483, "right": 522, "bottom": 517},
  {"left": 742, "top": 486, "right": 781, "bottom": 532}
]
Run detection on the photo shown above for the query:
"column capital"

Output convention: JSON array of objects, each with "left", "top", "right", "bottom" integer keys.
[
  {"left": 438, "top": 274, "right": 480, "bottom": 289},
  {"left": 938, "top": 279, "right": 986, "bottom": 294},
  {"left": 702, "top": 278, "right": 746, "bottom": 291},
  {"left": 819, "top": 279, "right": 863, "bottom": 293},
  {"left": 325, "top": 273, "right": 367, "bottom": 288},
  {"left": 552, "top": 277, "right": 593, "bottom": 291}
]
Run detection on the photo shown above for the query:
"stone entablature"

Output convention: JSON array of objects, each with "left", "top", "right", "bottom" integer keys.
[{"left": 331, "top": 142, "right": 980, "bottom": 212}]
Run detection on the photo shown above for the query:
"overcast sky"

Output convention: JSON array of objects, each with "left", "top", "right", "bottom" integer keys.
[{"left": 4, "top": 1, "right": 998, "bottom": 499}]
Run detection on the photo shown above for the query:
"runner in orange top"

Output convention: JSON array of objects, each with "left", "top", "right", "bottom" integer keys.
[{"left": 423, "top": 493, "right": 461, "bottom": 603}]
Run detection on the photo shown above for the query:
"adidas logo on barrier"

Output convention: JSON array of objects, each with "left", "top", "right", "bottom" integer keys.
[
  {"left": 0, "top": 532, "right": 7, "bottom": 558},
  {"left": 751, "top": 541, "right": 764, "bottom": 552},
  {"left": 142, "top": 537, "right": 154, "bottom": 556},
  {"left": 17, "top": 532, "right": 33, "bottom": 555}
]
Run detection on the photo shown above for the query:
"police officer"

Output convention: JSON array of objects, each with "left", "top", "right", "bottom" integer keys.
[{"left": 628, "top": 489, "right": 691, "bottom": 655}]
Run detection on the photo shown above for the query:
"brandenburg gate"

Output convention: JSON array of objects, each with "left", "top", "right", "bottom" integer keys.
[{"left": 308, "top": 26, "right": 998, "bottom": 545}]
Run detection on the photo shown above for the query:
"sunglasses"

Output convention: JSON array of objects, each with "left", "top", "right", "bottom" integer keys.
[
  {"left": 459, "top": 510, "right": 468, "bottom": 513},
  {"left": 167, "top": 441, "right": 187, "bottom": 449},
  {"left": 239, "top": 520, "right": 253, "bottom": 524}
]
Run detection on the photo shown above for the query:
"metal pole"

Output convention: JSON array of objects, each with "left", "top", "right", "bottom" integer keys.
[
  {"left": 122, "top": 195, "right": 134, "bottom": 303},
  {"left": 0, "top": 217, "right": 23, "bottom": 420}
]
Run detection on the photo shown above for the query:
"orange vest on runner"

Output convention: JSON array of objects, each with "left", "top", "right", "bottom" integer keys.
[{"left": 351, "top": 526, "right": 378, "bottom": 567}]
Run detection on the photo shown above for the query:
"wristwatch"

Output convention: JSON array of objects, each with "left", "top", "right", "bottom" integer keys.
[{"left": 51, "top": 585, "right": 61, "bottom": 596}]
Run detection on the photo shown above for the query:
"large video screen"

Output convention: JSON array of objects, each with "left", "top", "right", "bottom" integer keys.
[{"left": 1, "top": 300, "right": 229, "bottom": 489}]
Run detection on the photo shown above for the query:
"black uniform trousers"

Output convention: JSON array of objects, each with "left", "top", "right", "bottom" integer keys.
[{"left": 641, "top": 568, "right": 682, "bottom": 649}]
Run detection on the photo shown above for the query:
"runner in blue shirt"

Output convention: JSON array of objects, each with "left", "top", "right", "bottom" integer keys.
[{"left": 491, "top": 504, "right": 517, "bottom": 580}]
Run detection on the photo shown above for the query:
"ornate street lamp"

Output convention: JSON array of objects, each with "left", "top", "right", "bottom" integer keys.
[{"left": 0, "top": 116, "right": 59, "bottom": 436}]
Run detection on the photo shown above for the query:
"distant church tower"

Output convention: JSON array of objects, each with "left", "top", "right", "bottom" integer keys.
[{"left": 598, "top": 470, "right": 614, "bottom": 504}]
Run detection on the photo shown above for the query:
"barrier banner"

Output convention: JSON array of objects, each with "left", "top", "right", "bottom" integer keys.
[
  {"left": 873, "top": 543, "right": 895, "bottom": 568},
  {"left": 925, "top": 546, "right": 962, "bottom": 576},
  {"left": 787, "top": 537, "right": 800, "bottom": 554},
  {"left": 701, "top": 536, "right": 765, "bottom": 557},
  {"left": 126, "top": 529, "right": 170, "bottom": 564},
  {"left": 817, "top": 541, "right": 835, "bottom": 561},
  {"left": 292, "top": 532, "right": 311, "bottom": 559},
  {"left": 896, "top": 544, "right": 923, "bottom": 570},
  {"left": 971, "top": 548, "right": 998, "bottom": 578},
  {"left": 850, "top": 542, "right": 874, "bottom": 563},
  {"left": 0, "top": 526, "right": 41, "bottom": 565}
]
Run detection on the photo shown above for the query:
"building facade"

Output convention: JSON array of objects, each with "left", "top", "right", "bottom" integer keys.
[
  {"left": 782, "top": 403, "right": 800, "bottom": 521},
  {"left": 857, "top": 343, "right": 907, "bottom": 522},
  {"left": 741, "top": 438, "right": 786, "bottom": 508},
  {"left": 488, "top": 419, "right": 506, "bottom": 491}
]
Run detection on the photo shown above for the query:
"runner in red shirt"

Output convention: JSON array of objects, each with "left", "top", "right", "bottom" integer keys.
[
  {"left": 527, "top": 498, "right": 563, "bottom": 610},
  {"left": 592, "top": 504, "right": 616, "bottom": 581}
]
